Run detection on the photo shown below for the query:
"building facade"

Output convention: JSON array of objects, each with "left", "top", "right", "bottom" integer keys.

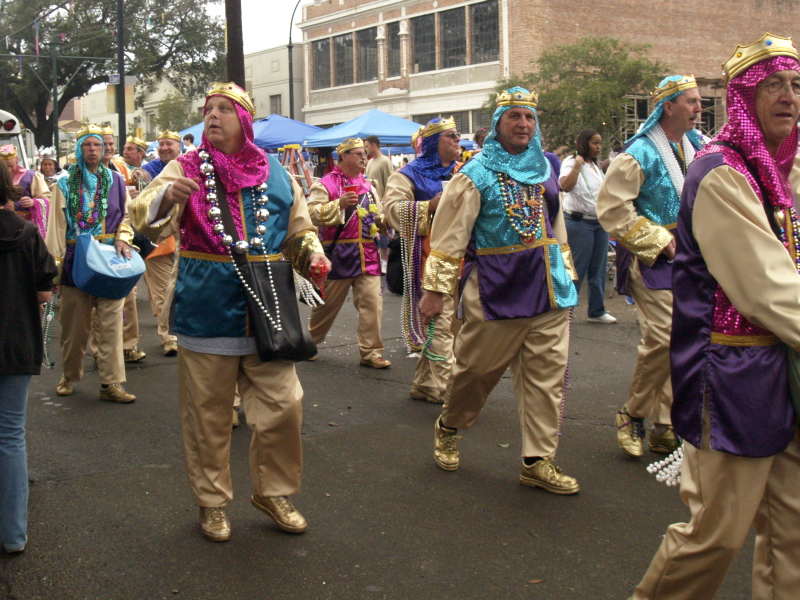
[{"left": 299, "top": 0, "right": 800, "bottom": 139}]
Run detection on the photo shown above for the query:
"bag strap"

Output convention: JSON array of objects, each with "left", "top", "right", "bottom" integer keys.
[
  {"left": 213, "top": 173, "right": 255, "bottom": 276},
  {"left": 325, "top": 202, "right": 356, "bottom": 259}
]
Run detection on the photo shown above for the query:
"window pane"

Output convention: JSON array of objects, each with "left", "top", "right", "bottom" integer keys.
[
  {"left": 312, "top": 38, "right": 331, "bottom": 90},
  {"left": 471, "top": 109, "right": 492, "bottom": 131},
  {"left": 471, "top": 0, "right": 499, "bottom": 64},
  {"left": 448, "top": 111, "right": 469, "bottom": 133},
  {"left": 699, "top": 97, "right": 718, "bottom": 137},
  {"left": 357, "top": 28, "right": 378, "bottom": 83},
  {"left": 387, "top": 22, "right": 401, "bottom": 78},
  {"left": 334, "top": 33, "right": 354, "bottom": 86},
  {"left": 440, "top": 8, "right": 465, "bottom": 69},
  {"left": 413, "top": 113, "right": 437, "bottom": 125},
  {"left": 270, "top": 94, "right": 282, "bottom": 115},
  {"left": 412, "top": 14, "right": 436, "bottom": 73}
]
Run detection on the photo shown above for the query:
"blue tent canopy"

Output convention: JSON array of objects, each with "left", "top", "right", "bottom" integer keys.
[
  {"left": 253, "top": 114, "right": 324, "bottom": 149},
  {"left": 303, "top": 109, "right": 421, "bottom": 147}
]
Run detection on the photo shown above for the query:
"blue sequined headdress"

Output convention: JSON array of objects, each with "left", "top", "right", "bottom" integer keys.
[
  {"left": 627, "top": 75, "right": 703, "bottom": 148},
  {"left": 474, "top": 87, "right": 551, "bottom": 185},
  {"left": 398, "top": 117, "right": 457, "bottom": 200}
]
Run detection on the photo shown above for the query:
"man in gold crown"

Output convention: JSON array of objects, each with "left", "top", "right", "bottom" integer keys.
[
  {"left": 0, "top": 144, "right": 50, "bottom": 234},
  {"left": 131, "top": 82, "right": 329, "bottom": 542},
  {"left": 383, "top": 117, "right": 462, "bottom": 404},
  {"left": 419, "top": 87, "right": 580, "bottom": 494},
  {"left": 630, "top": 34, "right": 800, "bottom": 600},
  {"left": 45, "top": 124, "right": 136, "bottom": 403},
  {"left": 138, "top": 130, "right": 183, "bottom": 356},
  {"left": 307, "top": 137, "right": 390, "bottom": 368},
  {"left": 96, "top": 126, "right": 147, "bottom": 364},
  {"left": 597, "top": 75, "right": 704, "bottom": 459},
  {"left": 121, "top": 135, "right": 150, "bottom": 194}
]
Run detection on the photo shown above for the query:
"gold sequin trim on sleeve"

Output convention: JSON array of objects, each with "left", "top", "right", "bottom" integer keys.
[
  {"left": 285, "top": 230, "right": 324, "bottom": 274},
  {"left": 423, "top": 250, "right": 461, "bottom": 295},
  {"left": 130, "top": 183, "right": 173, "bottom": 241},
  {"left": 620, "top": 217, "right": 674, "bottom": 267},
  {"left": 417, "top": 200, "right": 431, "bottom": 237},
  {"left": 317, "top": 200, "right": 344, "bottom": 226},
  {"left": 115, "top": 222, "right": 135, "bottom": 246},
  {"left": 561, "top": 244, "right": 578, "bottom": 281}
]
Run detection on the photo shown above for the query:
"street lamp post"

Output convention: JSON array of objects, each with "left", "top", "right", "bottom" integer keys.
[{"left": 288, "top": 0, "right": 303, "bottom": 120}]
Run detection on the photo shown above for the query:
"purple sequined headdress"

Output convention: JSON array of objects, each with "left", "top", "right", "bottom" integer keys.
[{"left": 698, "top": 55, "right": 800, "bottom": 209}]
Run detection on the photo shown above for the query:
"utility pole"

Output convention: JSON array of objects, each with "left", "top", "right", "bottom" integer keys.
[
  {"left": 225, "top": 0, "right": 245, "bottom": 88},
  {"left": 51, "top": 40, "right": 60, "bottom": 159},
  {"left": 116, "top": 0, "right": 126, "bottom": 141},
  {"left": 288, "top": 0, "right": 302, "bottom": 120}
]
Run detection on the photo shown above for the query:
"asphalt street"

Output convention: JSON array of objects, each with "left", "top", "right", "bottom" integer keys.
[{"left": 1, "top": 282, "right": 755, "bottom": 600}]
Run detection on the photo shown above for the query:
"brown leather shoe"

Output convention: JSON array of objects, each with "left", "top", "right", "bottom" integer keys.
[
  {"left": 410, "top": 384, "right": 444, "bottom": 404},
  {"left": 199, "top": 507, "right": 231, "bottom": 542},
  {"left": 251, "top": 495, "right": 307, "bottom": 534},
  {"left": 359, "top": 356, "right": 391, "bottom": 369},
  {"left": 100, "top": 383, "right": 136, "bottom": 403},
  {"left": 56, "top": 375, "right": 73, "bottom": 396}
]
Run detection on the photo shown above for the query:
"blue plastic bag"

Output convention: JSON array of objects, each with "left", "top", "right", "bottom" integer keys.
[{"left": 72, "top": 233, "right": 144, "bottom": 300}]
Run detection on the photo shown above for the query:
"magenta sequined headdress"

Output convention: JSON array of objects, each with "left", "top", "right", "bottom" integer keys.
[
  {"left": 200, "top": 88, "right": 269, "bottom": 191},
  {"left": 699, "top": 55, "right": 800, "bottom": 209}
]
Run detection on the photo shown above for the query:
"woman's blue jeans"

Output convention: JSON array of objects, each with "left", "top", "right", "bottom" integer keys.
[
  {"left": 0, "top": 374, "right": 30, "bottom": 552},
  {"left": 565, "top": 216, "right": 609, "bottom": 318}
]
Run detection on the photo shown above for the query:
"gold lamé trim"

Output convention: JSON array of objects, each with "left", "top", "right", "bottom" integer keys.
[
  {"left": 417, "top": 200, "right": 431, "bottom": 237},
  {"left": 130, "top": 183, "right": 173, "bottom": 241},
  {"left": 317, "top": 200, "right": 344, "bottom": 226},
  {"left": 710, "top": 332, "right": 781, "bottom": 347},
  {"left": 53, "top": 256, "right": 63, "bottom": 264},
  {"left": 476, "top": 238, "right": 557, "bottom": 255},
  {"left": 422, "top": 250, "right": 461, "bottom": 295},
  {"left": 561, "top": 244, "right": 578, "bottom": 281},
  {"left": 286, "top": 230, "right": 323, "bottom": 273},
  {"left": 115, "top": 223, "right": 135, "bottom": 246},
  {"left": 180, "top": 249, "right": 281, "bottom": 263},
  {"left": 67, "top": 234, "right": 115, "bottom": 245},
  {"left": 620, "top": 217, "right": 674, "bottom": 267}
]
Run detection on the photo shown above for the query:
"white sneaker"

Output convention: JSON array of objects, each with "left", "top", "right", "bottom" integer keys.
[{"left": 588, "top": 313, "right": 617, "bottom": 324}]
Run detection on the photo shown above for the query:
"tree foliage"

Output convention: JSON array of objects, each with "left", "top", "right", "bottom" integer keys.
[
  {"left": 487, "top": 37, "right": 671, "bottom": 153},
  {"left": 155, "top": 91, "right": 196, "bottom": 132},
  {"left": 0, "top": 0, "right": 225, "bottom": 146}
]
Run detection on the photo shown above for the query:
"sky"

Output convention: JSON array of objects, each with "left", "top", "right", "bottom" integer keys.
[{"left": 208, "top": 0, "right": 307, "bottom": 55}]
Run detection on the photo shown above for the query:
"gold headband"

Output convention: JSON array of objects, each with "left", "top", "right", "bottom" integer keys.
[
  {"left": 421, "top": 117, "right": 457, "bottom": 138},
  {"left": 207, "top": 81, "right": 256, "bottom": 116},
  {"left": 496, "top": 88, "right": 539, "bottom": 108},
  {"left": 77, "top": 124, "right": 105, "bottom": 139},
  {"left": 652, "top": 75, "right": 698, "bottom": 104},
  {"left": 126, "top": 135, "right": 147, "bottom": 151},
  {"left": 722, "top": 33, "right": 798, "bottom": 83},
  {"left": 158, "top": 129, "right": 181, "bottom": 142},
  {"left": 337, "top": 137, "right": 365, "bottom": 155},
  {"left": 0, "top": 147, "right": 17, "bottom": 159}
]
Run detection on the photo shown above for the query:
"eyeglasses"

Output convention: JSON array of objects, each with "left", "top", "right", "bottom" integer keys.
[
  {"left": 442, "top": 132, "right": 461, "bottom": 140},
  {"left": 348, "top": 152, "right": 368, "bottom": 158},
  {"left": 758, "top": 79, "right": 800, "bottom": 97}
]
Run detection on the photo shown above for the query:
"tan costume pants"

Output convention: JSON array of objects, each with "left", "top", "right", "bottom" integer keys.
[
  {"left": 157, "top": 252, "right": 179, "bottom": 346},
  {"left": 625, "top": 260, "right": 672, "bottom": 425},
  {"left": 308, "top": 275, "right": 384, "bottom": 361},
  {"left": 60, "top": 285, "right": 125, "bottom": 385},
  {"left": 177, "top": 347, "right": 303, "bottom": 508},
  {"left": 441, "top": 272, "right": 569, "bottom": 458},
  {"left": 413, "top": 292, "right": 459, "bottom": 397},
  {"left": 143, "top": 253, "right": 177, "bottom": 344},
  {"left": 633, "top": 431, "right": 800, "bottom": 600},
  {"left": 89, "top": 286, "right": 140, "bottom": 355}
]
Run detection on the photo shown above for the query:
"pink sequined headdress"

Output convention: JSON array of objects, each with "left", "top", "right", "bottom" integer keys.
[
  {"left": 699, "top": 54, "right": 800, "bottom": 209},
  {"left": 201, "top": 83, "right": 269, "bottom": 191}
]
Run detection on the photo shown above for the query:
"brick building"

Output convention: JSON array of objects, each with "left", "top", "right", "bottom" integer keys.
[{"left": 299, "top": 0, "right": 800, "bottom": 139}]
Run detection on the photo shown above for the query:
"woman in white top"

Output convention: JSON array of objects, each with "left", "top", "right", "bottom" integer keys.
[{"left": 559, "top": 129, "right": 616, "bottom": 324}]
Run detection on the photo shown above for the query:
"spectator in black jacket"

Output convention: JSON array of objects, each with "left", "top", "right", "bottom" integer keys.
[{"left": 0, "top": 159, "right": 57, "bottom": 554}]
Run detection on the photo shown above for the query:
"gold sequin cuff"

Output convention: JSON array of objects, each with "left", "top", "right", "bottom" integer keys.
[
  {"left": 375, "top": 213, "right": 388, "bottom": 235},
  {"left": 317, "top": 200, "right": 344, "bottom": 226},
  {"left": 423, "top": 250, "right": 461, "bottom": 295},
  {"left": 130, "top": 183, "right": 174, "bottom": 241},
  {"left": 620, "top": 217, "right": 673, "bottom": 267},
  {"left": 115, "top": 223, "right": 135, "bottom": 246},
  {"left": 285, "top": 230, "right": 324, "bottom": 274},
  {"left": 561, "top": 244, "right": 578, "bottom": 281}
]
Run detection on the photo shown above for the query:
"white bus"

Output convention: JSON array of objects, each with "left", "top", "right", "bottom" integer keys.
[{"left": 0, "top": 110, "right": 36, "bottom": 168}]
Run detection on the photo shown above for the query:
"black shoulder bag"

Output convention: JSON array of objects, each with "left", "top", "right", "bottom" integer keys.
[{"left": 215, "top": 174, "right": 317, "bottom": 362}]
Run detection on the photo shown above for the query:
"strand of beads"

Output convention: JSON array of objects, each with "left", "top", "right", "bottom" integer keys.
[
  {"left": 68, "top": 168, "right": 110, "bottom": 230},
  {"left": 199, "top": 148, "right": 282, "bottom": 331},
  {"left": 399, "top": 199, "right": 425, "bottom": 352},
  {"left": 497, "top": 173, "right": 544, "bottom": 245},
  {"left": 557, "top": 307, "right": 573, "bottom": 436},
  {"left": 40, "top": 297, "right": 56, "bottom": 369},
  {"left": 646, "top": 446, "right": 683, "bottom": 487}
]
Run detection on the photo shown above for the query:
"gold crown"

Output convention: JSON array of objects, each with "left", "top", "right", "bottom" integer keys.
[
  {"left": 67, "top": 153, "right": 76, "bottom": 164},
  {"left": 157, "top": 129, "right": 181, "bottom": 142},
  {"left": 126, "top": 135, "right": 147, "bottom": 150},
  {"left": 496, "top": 88, "right": 538, "bottom": 108},
  {"left": 207, "top": 82, "right": 256, "bottom": 116},
  {"left": 77, "top": 124, "right": 105, "bottom": 139},
  {"left": 722, "top": 33, "right": 798, "bottom": 83},
  {"left": 421, "top": 117, "right": 457, "bottom": 138},
  {"left": 652, "top": 75, "right": 698, "bottom": 103},
  {"left": 337, "top": 137, "right": 364, "bottom": 155},
  {"left": 0, "top": 145, "right": 17, "bottom": 159},
  {"left": 410, "top": 126, "right": 424, "bottom": 148}
]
